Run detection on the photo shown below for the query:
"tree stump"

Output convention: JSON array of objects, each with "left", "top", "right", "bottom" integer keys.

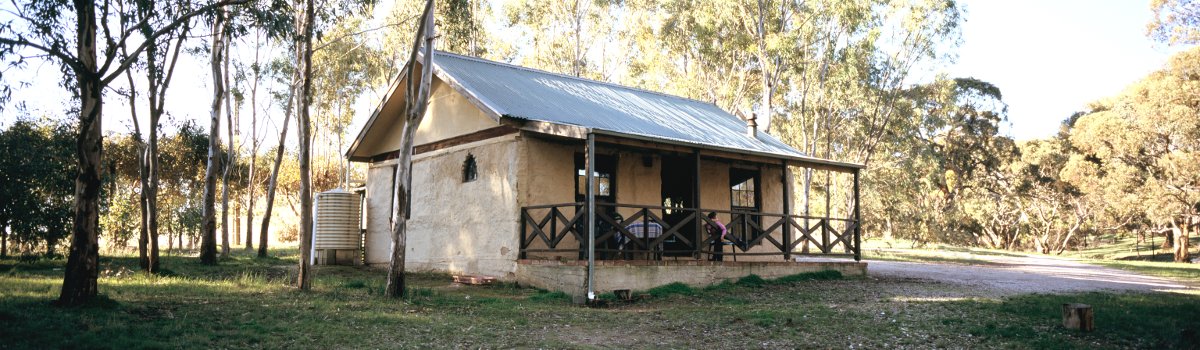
[{"left": 1062, "top": 303, "right": 1094, "bottom": 332}]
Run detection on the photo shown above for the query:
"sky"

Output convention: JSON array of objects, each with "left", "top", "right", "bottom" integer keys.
[
  {"left": 947, "top": 0, "right": 1185, "bottom": 140},
  {"left": 0, "top": 0, "right": 1189, "bottom": 143}
]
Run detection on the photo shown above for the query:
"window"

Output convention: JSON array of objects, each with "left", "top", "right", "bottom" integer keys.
[
  {"left": 729, "top": 168, "right": 762, "bottom": 246},
  {"left": 576, "top": 169, "right": 612, "bottom": 196},
  {"left": 574, "top": 153, "right": 616, "bottom": 200},
  {"left": 462, "top": 154, "right": 477, "bottom": 183},
  {"left": 730, "top": 170, "right": 758, "bottom": 208}
]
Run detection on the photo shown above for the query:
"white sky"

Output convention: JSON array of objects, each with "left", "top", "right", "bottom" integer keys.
[
  {"left": 0, "top": 0, "right": 1190, "bottom": 143},
  {"left": 947, "top": 0, "right": 1187, "bottom": 140}
]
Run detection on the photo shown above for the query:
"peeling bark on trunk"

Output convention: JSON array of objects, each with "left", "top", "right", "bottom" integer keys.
[
  {"left": 57, "top": 0, "right": 103, "bottom": 306},
  {"left": 221, "top": 35, "right": 234, "bottom": 258},
  {"left": 137, "top": 147, "right": 149, "bottom": 269},
  {"left": 245, "top": 49, "right": 259, "bottom": 251},
  {"left": 1174, "top": 218, "right": 1192, "bottom": 263},
  {"left": 296, "top": 0, "right": 316, "bottom": 290},
  {"left": 200, "top": 9, "right": 227, "bottom": 265},
  {"left": 258, "top": 73, "right": 295, "bottom": 258},
  {"left": 123, "top": 65, "right": 150, "bottom": 270},
  {"left": 386, "top": 0, "right": 435, "bottom": 298}
]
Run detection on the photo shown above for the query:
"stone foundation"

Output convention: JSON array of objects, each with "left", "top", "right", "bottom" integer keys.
[{"left": 515, "top": 259, "right": 867, "bottom": 297}]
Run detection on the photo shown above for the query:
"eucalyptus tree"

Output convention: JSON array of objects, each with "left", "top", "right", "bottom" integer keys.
[
  {"left": 0, "top": 0, "right": 249, "bottom": 305},
  {"left": 120, "top": 0, "right": 195, "bottom": 272},
  {"left": 311, "top": 15, "right": 388, "bottom": 188},
  {"left": 1149, "top": 0, "right": 1200, "bottom": 45},
  {"left": 1067, "top": 48, "right": 1200, "bottom": 262},
  {"left": 386, "top": 0, "right": 435, "bottom": 298},
  {"left": 259, "top": 58, "right": 296, "bottom": 258},
  {"left": 503, "top": 0, "right": 622, "bottom": 78},
  {"left": 199, "top": 0, "right": 291, "bottom": 264},
  {"left": 287, "top": 0, "right": 378, "bottom": 289},
  {"left": 295, "top": 0, "right": 316, "bottom": 289},
  {"left": 200, "top": 4, "right": 231, "bottom": 265}
]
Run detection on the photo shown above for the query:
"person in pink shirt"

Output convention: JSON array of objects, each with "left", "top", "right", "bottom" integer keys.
[{"left": 705, "top": 212, "right": 727, "bottom": 261}]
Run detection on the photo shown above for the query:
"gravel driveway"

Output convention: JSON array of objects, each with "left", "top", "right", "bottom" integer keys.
[{"left": 858, "top": 252, "right": 1196, "bottom": 296}]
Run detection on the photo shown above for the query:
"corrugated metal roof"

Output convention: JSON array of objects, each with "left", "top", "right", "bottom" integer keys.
[{"left": 432, "top": 51, "right": 808, "bottom": 159}]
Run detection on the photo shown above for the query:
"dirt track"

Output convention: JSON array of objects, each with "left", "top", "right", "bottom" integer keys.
[{"left": 855, "top": 251, "right": 1196, "bottom": 296}]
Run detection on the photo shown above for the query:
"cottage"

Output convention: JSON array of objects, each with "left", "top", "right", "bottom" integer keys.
[{"left": 346, "top": 51, "right": 866, "bottom": 296}]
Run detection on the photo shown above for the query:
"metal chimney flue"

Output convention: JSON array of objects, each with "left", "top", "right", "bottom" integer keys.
[{"left": 747, "top": 112, "right": 758, "bottom": 137}]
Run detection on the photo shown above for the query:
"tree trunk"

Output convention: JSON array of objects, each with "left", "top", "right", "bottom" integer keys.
[
  {"left": 220, "top": 33, "right": 234, "bottom": 258},
  {"left": 137, "top": 146, "right": 149, "bottom": 269},
  {"left": 146, "top": 111, "right": 161, "bottom": 272},
  {"left": 296, "top": 0, "right": 316, "bottom": 290},
  {"left": 57, "top": 0, "right": 103, "bottom": 306},
  {"left": 1175, "top": 219, "right": 1191, "bottom": 263},
  {"left": 2, "top": 223, "right": 8, "bottom": 258},
  {"left": 122, "top": 64, "right": 150, "bottom": 270},
  {"left": 1163, "top": 228, "right": 1174, "bottom": 249},
  {"left": 386, "top": 0, "right": 435, "bottom": 298},
  {"left": 245, "top": 55, "right": 258, "bottom": 251},
  {"left": 244, "top": 58, "right": 259, "bottom": 251},
  {"left": 258, "top": 75, "right": 295, "bottom": 258},
  {"left": 200, "top": 9, "right": 227, "bottom": 265}
]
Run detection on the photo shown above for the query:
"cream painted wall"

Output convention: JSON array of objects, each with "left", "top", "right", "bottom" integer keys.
[
  {"left": 414, "top": 80, "right": 499, "bottom": 145},
  {"left": 517, "top": 138, "right": 582, "bottom": 260},
  {"left": 364, "top": 161, "right": 396, "bottom": 265},
  {"left": 614, "top": 151, "right": 661, "bottom": 221},
  {"left": 407, "top": 137, "right": 521, "bottom": 277},
  {"left": 364, "top": 137, "right": 522, "bottom": 278},
  {"left": 354, "top": 79, "right": 499, "bottom": 158}
]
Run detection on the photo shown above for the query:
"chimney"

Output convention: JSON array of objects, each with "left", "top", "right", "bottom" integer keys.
[{"left": 747, "top": 112, "right": 758, "bottom": 137}]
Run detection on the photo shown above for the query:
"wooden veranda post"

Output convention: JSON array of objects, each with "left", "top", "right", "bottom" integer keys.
[
  {"left": 585, "top": 132, "right": 596, "bottom": 301},
  {"left": 782, "top": 160, "right": 792, "bottom": 261},
  {"left": 693, "top": 150, "right": 702, "bottom": 259},
  {"left": 853, "top": 169, "right": 861, "bottom": 261}
]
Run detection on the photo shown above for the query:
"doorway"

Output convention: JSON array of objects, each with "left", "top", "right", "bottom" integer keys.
[{"left": 660, "top": 155, "right": 697, "bottom": 256}]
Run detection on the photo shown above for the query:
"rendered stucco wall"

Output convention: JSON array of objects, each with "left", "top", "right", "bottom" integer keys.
[
  {"left": 613, "top": 151, "right": 661, "bottom": 219},
  {"left": 364, "top": 137, "right": 521, "bottom": 278},
  {"left": 518, "top": 138, "right": 583, "bottom": 260},
  {"left": 354, "top": 79, "right": 499, "bottom": 158},
  {"left": 365, "top": 161, "right": 395, "bottom": 265},
  {"left": 414, "top": 81, "right": 499, "bottom": 145}
]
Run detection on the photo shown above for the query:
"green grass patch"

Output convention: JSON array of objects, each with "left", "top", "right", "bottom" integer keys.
[
  {"left": 646, "top": 282, "right": 696, "bottom": 298},
  {"left": 734, "top": 274, "right": 767, "bottom": 288},
  {"left": 774, "top": 270, "right": 843, "bottom": 283},
  {"left": 1, "top": 249, "right": 1197, "bottom": 348},
  {"left": 528, "top": 290, "right": 571, "bottom": 303}
]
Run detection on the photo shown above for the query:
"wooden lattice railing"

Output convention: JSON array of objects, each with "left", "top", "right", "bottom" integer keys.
[{"left": 519, "top": 202, "right": 860, "bottom": 261}]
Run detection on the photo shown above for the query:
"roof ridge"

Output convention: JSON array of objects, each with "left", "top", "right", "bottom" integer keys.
[{"left": 434, "top": 50, "right": 725, "bottom": 108}]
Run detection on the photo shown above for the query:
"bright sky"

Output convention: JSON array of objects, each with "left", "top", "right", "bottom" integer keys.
[
  {"left": 0, "top": 0, "right": 1189, "bottom": 143},
  {"left": 947, "top": 0, "right": 1186, "bottom": 140}
]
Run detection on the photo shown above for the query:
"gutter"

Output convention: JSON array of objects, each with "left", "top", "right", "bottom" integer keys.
[{"left": 587, "top": 128, "right": 866, "bottom": 172}]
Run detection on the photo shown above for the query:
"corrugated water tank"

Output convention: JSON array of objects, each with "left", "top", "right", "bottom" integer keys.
[{"left": 312, "top": 189, "right": 362, "bottom": 265}]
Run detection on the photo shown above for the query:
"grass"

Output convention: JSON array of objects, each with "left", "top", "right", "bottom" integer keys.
[
  {"left": 1, "top": 248, "right": 1198, "bottom": 348},
  {"left": 861, "top": 239, "right": 1032, "bottom": 266}
]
